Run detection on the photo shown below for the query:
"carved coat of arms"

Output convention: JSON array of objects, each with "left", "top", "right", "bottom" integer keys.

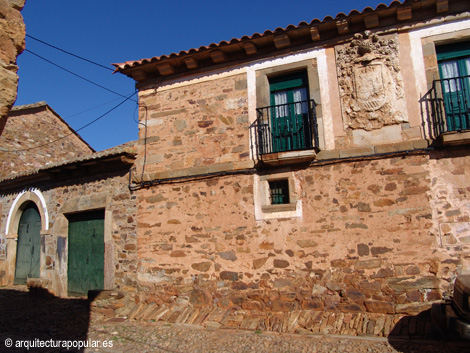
[
  {"left": 353, "top": 62, "right": 386, "bottom": 112},
  {"left": 336, "top": 31, "right": 407, "bottom": 131}
]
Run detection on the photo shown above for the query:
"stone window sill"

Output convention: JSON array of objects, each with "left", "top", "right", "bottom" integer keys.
[
  {"left": 438, "top": 131, "right": 470, "bottom": 146},
  {"left": 261, "top": 203, "right": 297, "bottom": 213}
]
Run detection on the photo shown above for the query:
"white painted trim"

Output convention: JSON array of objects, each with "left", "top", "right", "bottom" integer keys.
[
  {"left": 408, "top": 18, "right": 470, "bottom": 139},
  {"left": 33, "top": 189, "right": 49, "bottom": 230},
  {"left": 249, "top": 47, "right": 325, "bottom": 71},
  {"left": 6, "top": 189, "right": 49, "bottom": 234},
  {"left": 409, "top": 18, "right": 470, "bottom": 102},
  {"left": 247, "top": 68, "right": 257, "bottom": 160},
  {"left": 317, "top": 51, "right": 335, "bottom": 150},
  {"left": 253, "top": 173, "right": 302, "bottom": 221}
]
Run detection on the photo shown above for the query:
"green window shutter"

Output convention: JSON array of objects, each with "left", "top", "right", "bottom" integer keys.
[
  {"left": 436, "top": 42, "right": 470, "bottom": 131},
  {"left": 268, "top": 71, "right": 311, "bottom": 152},
  {"left": 436, "top": 42, "right": 470, "bottom": 61},
  {"left": 269, "top": 73, "right": 308, "bottom": 92}
]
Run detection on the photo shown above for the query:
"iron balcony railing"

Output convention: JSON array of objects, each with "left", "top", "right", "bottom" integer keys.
[
  {"left": 250, "top": 99, "right": 318, "bottom": 158},
  {"left": 420, "top": 75, "right": 470, "bottom": 138}
]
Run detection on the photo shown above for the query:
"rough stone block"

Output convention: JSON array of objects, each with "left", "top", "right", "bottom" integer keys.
[
  {"left": 354, "top": 259, "right": 382, "bottom": 270},
  {"left": 364, "top": 300, "right": 395, "bottom": 314}
]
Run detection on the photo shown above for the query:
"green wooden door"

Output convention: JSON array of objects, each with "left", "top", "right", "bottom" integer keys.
[
  {"left": 269, "top": 73, "right": 310, "bottom": 152},
  {"left": 14, "top": 203, "right": 41, "bottom": 284},
  {"left": 67, "top": 211, "right": 104, "bottom": 296},
  {"left": 437, "top": 42, "right": 470, "bottom": 131}
]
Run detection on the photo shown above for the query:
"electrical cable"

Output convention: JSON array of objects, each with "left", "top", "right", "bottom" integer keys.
[
  {"left": 26, "top": 34, "right": 114, "bottom": 72},
  {"left": 128, "top": 147, "right": 434, "bottom": 191},
  {"left": 63, "top": 95, "right": 131, "bottom": 120},
  {"left": 2, "top": 92, "right": 137, "bottom": 153},
  {"left": 24, "top": 49, "right": 138, "bottom": 103}
]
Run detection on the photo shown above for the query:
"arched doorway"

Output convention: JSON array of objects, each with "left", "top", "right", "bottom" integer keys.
[{"left": 14, "top": 203, "right": 41, "bottom": 284}]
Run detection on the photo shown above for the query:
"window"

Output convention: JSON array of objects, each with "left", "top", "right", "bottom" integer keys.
[
  {"left": 252, "top": 61, "right": 321, "bottom": 161},
  {"left": 268, "top": 72, "right": 313, "bottom": 153},
  {"left": 253, "top": 171, "right": 301, "bottom": 220},
  {"left": 436, "top": 42, "right": 470, "bottom": 131},
  {"left": 268, "top": 179, "right": 289, "bottom": 205}
]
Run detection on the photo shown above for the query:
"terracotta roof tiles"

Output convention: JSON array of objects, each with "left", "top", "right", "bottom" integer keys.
[
  {"left": 114, "top": 1, "right": 402, "bottom": 72},
  {"left": 114, "top": 0, "right": 466, "bottom": 80}
]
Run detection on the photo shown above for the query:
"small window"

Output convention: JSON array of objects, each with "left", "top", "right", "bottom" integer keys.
[
  {"left": 254, "top": 171, "right": 301, "bottom": 220},
  {"left": 268, "top": 179, "right": 289, "bottom": 205}
]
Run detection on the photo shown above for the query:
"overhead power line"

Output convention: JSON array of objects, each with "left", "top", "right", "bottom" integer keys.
[
  {"left": 24, "top": 49, "right": 137, "bottom": 103},
  {"left": 2, "top": 92, "right": 137, "bottom": 153},
  {"left": 26, "top": 34, "right": 114, "bottom": 71}
]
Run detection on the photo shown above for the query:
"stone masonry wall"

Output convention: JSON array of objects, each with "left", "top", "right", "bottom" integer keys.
[
  {"left": 135, "top": 151, "right": 469, "bottom": 315},
  {"left": 428, "top": 147, "right": 470, "bottom": 270},
  {"left": 0, "top": 104, "right": 94, "bottom": 178},
  {"left": 0, "top": 169, "right": 137, "bottom": 299},
  {"left": 136, "top": 73, "right": 249, "bottom": 179},
  {"left": 130, "top": 18, "right": 470, "bottom": 318},
  {"left": 0, "top": 0, "right": 25, "bottom": 122}
]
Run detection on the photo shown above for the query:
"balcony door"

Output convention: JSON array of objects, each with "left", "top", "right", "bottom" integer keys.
[
  {"left": 269, "top": 72, "right": 311, "bottom": 153},
  {"left": 437, "top": 42, "right": 470, "bottom": 131}
]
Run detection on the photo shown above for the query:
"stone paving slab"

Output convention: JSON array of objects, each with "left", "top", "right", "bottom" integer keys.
[{"left": 111, "top": 302, "right": 414, "bottom": 338}]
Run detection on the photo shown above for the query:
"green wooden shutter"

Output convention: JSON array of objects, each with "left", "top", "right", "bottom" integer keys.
[
  {"left": 14, "top": 203, "right": 41, "bottom": 284},
  {"left": 67, "top": 210, "right": 104, "bottom": 296},
  {"left": 436, "top": 42, "right": 470, "bottom": 131},
  {"left": 269, "top": 72, "right": 310, "bottom": 152}
]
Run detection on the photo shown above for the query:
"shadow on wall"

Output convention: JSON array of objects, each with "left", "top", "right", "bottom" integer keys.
[
  {"left": 387, "top": 308, "right": 470, "bottom": 353},
  {"left": 0, "top": 287, "right": 90, "bottom": 352}
]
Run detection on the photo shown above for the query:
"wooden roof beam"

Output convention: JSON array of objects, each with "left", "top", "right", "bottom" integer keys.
[
  {"left": 210, "top": 50, "right": 225, "bottom": 63},
  {"left": 310, "top": 27, "right": 320, "bottom": 41},
  {"left": 274, "top": 34, "right": 290, "bottom": 49},
  {"left": 364, "top": 14, "right": 379, "bottom": 29},
  {"left": 184, "top": 57, "right": 198, "bottom": 69},
  {"left": 336, "top": 19, "right": 349, "bottom": 35},
  {"left": 243, "top": 42, "right": 257, "bottom": 55},
  {"left": 397, "top": 6, "right": 412, "bottom": 21},
  {"left": 131, "top": 69, "right": 148, "bottom": 81},
  {"left": 436, "top": 0, "right": 449, "bottom": 13},
  {"left": 157, "top": 62, "right": 175, "bottom": 76}
]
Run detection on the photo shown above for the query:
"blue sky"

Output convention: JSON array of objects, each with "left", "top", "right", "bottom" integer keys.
[{"left": 16, "top": 0, "right": 388, "bottom": 151}]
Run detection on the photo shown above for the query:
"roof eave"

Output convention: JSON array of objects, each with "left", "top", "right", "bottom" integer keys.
[{"left": 113, "top": 0, "right": 468, "bottom": 83}]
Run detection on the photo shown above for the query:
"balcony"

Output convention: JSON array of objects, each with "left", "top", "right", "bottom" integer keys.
[
  {"left": 421, "top": 75, "right": 470, "bottom": 144},
  {"left": 250, "top": 99, "right": 319, "bottom": 165}
]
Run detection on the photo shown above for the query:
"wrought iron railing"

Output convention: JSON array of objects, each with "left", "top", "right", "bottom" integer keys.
[
  {"left": 250, "top": 99, "right": 318, "bottom": 158},
  {"left": 420, "top": 75, "right": 470, "bottom": 138}
]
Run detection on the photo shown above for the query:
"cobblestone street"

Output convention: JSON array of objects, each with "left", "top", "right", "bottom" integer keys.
[
  {"left": 0, "top": 286, "right": 470, "bottom": 352},
  {"left": 86, "top": 320, "right": 470, "bottom": 353}
]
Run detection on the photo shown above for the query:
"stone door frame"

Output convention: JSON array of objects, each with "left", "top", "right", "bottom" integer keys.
[{"left": 4, "top": 189, "right": 49, "bottom": 285}]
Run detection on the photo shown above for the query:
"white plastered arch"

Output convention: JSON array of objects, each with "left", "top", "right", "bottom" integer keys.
[{"left": 5, "top": 189, "right": 49, "bottom": 236}]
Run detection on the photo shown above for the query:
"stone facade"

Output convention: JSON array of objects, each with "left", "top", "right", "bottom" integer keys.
[
  {"left": 113, "top": 0, "right": 470, "bottom": 321},
  {"left": 0, "top": 0, "right": 25, "bottom": 122},
  {"left": 134, "top": 151, "right": 466, "bottom": 315},
  {"left": 0, "top": 102, "right": 94, "bottom": 179},
  {"left": 0, "top": 102, "right": 137, "bottom": 301},
  {"left": 0, "top": 144, "right": 137, "bottom": 298}
]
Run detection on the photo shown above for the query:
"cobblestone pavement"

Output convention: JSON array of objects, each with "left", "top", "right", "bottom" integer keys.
[
  {"left": 1, "top": 286, "right": 470, "bottom": 352},
  {"left": 86, "top": 320, "right": 470, "bottom": 353}
]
